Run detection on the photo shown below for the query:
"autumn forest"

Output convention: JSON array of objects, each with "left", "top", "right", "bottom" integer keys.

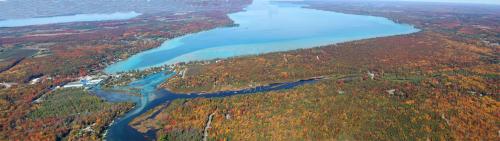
[{"left": 0, "top": 0, "right": 498, "bottom": 141}]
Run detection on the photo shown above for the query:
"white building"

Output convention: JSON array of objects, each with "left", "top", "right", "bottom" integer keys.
[
  {"left": 30, "top": 78, "right": 41, "bottom": 85},
  {"left": 63, "top": 81, "right": 84, "bottom": 88}
]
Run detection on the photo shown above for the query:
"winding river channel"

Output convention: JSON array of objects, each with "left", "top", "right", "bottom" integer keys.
[
  {"left": 97, "top": 71, "right": 320, "bottom": 140},
  {"left": 97, "top": 0, "right": 419, "bottom": 140}
]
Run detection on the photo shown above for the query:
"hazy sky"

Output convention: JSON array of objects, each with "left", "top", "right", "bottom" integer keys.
[
  {"left": 387, "top": 0, "right": 500, "bottom": 5},
  {"left": 0, "top": 0, "right": 498, "bottom": 5}
]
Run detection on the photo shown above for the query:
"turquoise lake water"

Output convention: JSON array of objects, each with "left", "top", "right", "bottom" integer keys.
[
  {"left": 0, "top": 11, "right": 140, "bottom": 27},
  {"left": 104, "top": 0, "right": 419, "bottom": 73},
  {"left": 96, "top": 0, "right": 420, "bottom": 140}
]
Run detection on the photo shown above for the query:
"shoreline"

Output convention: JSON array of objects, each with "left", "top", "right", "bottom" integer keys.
[
  {"left": 98, "top": 0, "right": 424, "bottom": 139},
  {"left": 165, "top": 75, "right": 328, "bottom": 95},
  {"left": 160, "top": 32, "right": 425, "bottom": 94},
  {"left": 103, "top": 0, "right": 419, "bottom": 74}
]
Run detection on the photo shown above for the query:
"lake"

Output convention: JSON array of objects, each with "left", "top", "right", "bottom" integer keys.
[
  {"left": 100, "top": 0, "right": 420, "bottom": 140},
  {"left": 104, "top": 0, "right": 419, "bottom": 73},
  {"left": 0, "top": 11, "right": 141, "bottom": 27}
]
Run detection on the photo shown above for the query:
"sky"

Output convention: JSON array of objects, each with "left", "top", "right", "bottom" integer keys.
[{"left": 384, "top": 0, "right": 500, "bottom": 5}]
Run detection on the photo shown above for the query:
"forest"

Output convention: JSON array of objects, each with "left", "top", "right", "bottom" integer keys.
[
  {"left": 146, "top": 31, "right": 499, "bottom": 140},
  {"left": 0, "top": 0, "right": 252, "bottom": 140},
  {"left": 137, "top": 77, "right": 498, "bottom": 140},
  {"left": 164, "top": 32, "right": 497, "bottom": 95},
  {"left": 0, "top": 0, "right": 497, "bottom": 140},
  {"left": 27, "top": 88, "right": 133, "bottom": 140},
  {"left": 149, "top": 1, "right": 499, "bottom": 140}
]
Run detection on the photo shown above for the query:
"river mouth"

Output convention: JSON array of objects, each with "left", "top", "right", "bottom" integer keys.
[
  {"left": 96, "top": 71, "right": 319, "bottom": 141},
  {"left": 99, "top": 0, "right": 420, "bottom": 140}
]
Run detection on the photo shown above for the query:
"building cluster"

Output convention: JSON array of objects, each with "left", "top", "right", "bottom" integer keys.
[{"left": 62, "top": 75, "right": 109, "bottom": 89}]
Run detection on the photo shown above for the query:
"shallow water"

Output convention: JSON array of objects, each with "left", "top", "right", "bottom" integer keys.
[
  {"left": 101, "top": 0, "right": 421, "bottom": 140},
  {"left": 104, "top": 0, "right": 418, "bottom": 73},
  {"left": 0, "top": 11, "right": 140, "bottom": 27},
  {"left": 100, "top": 71, "right": 318, "bottom": 141}
]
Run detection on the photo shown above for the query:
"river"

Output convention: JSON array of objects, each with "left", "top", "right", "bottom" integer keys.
[
  {"left": 97, "top": 71, "right": 319, "bottom": 140},
  {"left": 99, "top": 0, "right": 419, "bottom": 140}
]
